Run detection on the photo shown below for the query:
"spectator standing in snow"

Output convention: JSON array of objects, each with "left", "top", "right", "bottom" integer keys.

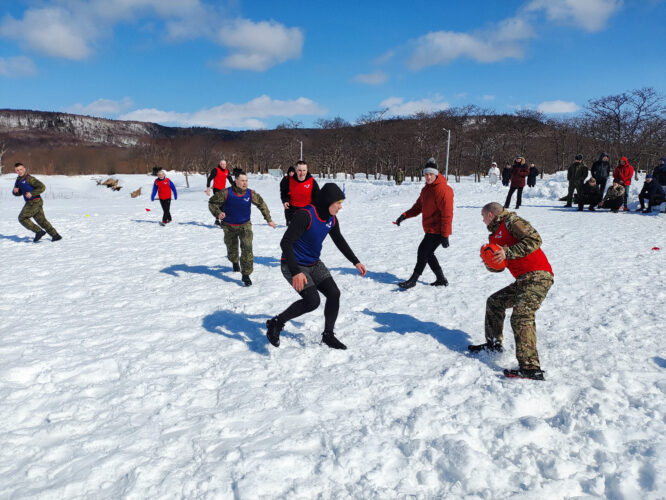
[
  {"left": 527, "top": 162, "right": 539, "bottom": 188},
  {"left": 469, "top": 202, "right": 554, "bottom": 381},
  {"left": 206, "top": 160, "right": 233, "bottom": 226},
  {"left": 564, "top": 154, "right": 588, "bottom": 208},
  {"left": 12, "top": 162, "right": 62, "bottom": 242},
  {"left": 208, "top": 172, "right": 276, "bottom": 286},
  {"left": 652, "top": 158, "right": 666, "bottom": 188},
  {"left": 613, "top": 157, "right": 634, "bottom": 210},
  {"left": 280, "top": 160, "right": 320, "bottom": 226},
  {"left": 638, "top": 175, "right": 665, "bottom": 213},
  {"left": 265, "top": 183, "right": 367, "bottom": 350},
  {"left": 591, "top": 153, "right": 611, "bottom": 195},
  {"left": 597, "top": 179, "right": 625, "bottom": 213},
  {"left": 394, "top": 158, "right": 453, "bottom": 289},
  {"left": 395, "top": 167, "right": 405, "bottom": 185},
  {"left": 279, "top": 166, "right": 296, "bottom": 224},
  {"left": 504, "top": 156, "right": 529, "bottom": 209},
  {"left": 488, "top": 162, "right": 500, "bottom": 185},
  {"left": 577, "top": 178, "right": 602, "bottom": 211},
  {"left": 501, "top": 163, "right": 512, "bottom": 186},
  {"left": 151, "top": 170, "right": 177, "bottom": 225}
]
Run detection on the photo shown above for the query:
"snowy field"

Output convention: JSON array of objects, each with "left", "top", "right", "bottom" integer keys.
[{"left": 1, "top": 170, "right": 665, "bottom": 499}]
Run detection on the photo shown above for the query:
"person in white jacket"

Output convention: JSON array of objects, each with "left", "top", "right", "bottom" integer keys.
[{"left": 488, "top": 162, "right": 500, "bottom": 185}]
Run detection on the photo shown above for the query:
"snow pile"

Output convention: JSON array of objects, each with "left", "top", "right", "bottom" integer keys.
[{"left": 0, "top": 172, "right": 664, "bottom": 498}]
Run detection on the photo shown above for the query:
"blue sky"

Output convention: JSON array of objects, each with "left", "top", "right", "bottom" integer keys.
[{"left": 0, "top": 0, "right": 664, "bottom": 130}]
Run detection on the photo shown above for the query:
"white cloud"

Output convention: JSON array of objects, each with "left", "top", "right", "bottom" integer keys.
[
  {"left": 407, "top": 16, "right": 535, "bottom": 69},
  {"left": 0, "top": 56, "right": 37, "bottom": 77},
  {"left": 525, "top": 0, "right": 622, "bottom": 32},
  {"left": 0, "top": 2, "right": 302, "bottom": 71},
  {"left": 119, "top": 95, "right": 327, "bottom": 129},
  {"left": 380, "top": 96, "right": 450, "bottom": 117},
  {"left": 66, "top": 97, "right": 134, "bottom": 115},
  {"left": 537, "top": 100, "right": 580, "bottom": 113},
  {"left": 482, "top": 95, "right": 495, "bottom": 101},
  {"left": 353, "top": 70, "right": 388, "bottom": 85},
  {"left": 373, "top": 50, "right": 395, "bottom": 65},
  {"left": 216, "top": 20, "right": 303, "bottom": 71}
]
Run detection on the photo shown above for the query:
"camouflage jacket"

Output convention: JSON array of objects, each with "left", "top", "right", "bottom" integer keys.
[
  {"left": 567, "top": 162, "right": 588, "bottom": 184},
  {"left": 208, "top": 185, "right": 273, "bottom": 223},
  {"left": 602, "top": 184, "right": 625, "bottom": 202},
  {"left": 487, "top": 210, "right": 542, "bottom": 261}
]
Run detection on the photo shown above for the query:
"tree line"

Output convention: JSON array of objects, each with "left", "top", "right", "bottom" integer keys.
[{"left": 1, "top": 88, "right": 664, "bottom": 179}]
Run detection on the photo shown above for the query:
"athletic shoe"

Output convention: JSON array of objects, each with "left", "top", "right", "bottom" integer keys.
[
  {"left": 266, "top": 317, "right": 283, "bottom": 347},
  {"left": 398, "top": 277, "right": 417, "bottom": 289},
  {"left": 503, "top": 368, "right": 545, "bottom": 381},
  {"left": 33, "top": 230, "right": 46, "bottom": 242},
  {"left": 322, "top": 331, "right": 347, "bottom": 350},
  {"left": 430, "top": 277, "right": 448, "bottom": 286}
]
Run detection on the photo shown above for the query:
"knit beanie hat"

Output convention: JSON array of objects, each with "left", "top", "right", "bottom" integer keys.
[{"left": 423, "top": 157, "right": 438, "bottom": 175}]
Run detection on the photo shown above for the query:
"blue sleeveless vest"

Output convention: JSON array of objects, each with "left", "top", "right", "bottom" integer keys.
[
  {"left": 16, "top": 175, "right": 40, "bottom": 202},
  {"left": 292, "top": 205, "right": 336, "bottom": 266},
  {"left": 223, "top": 187, "right": 252, "bottom": 225}
]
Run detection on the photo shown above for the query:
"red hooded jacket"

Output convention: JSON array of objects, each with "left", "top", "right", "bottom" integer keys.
[
  {"left": 613, "top": 157, "right": 634, "bottom": 186},
  {"left": 403, "top": 174, "right": 454, "bottom": 236}
]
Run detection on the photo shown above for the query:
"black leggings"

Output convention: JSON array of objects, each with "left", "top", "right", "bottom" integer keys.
[
  {"left": 412, "top": 233, "right": 444, "bottom": 278},
  {"left": 504, "top": 187, "right": 523, "bottom": 208},
  {"left": 277, "top": 277, "right": 341, "bottom": 332},
  {"left": 159, "top": 199, "right": 172, "bottom": 223}
]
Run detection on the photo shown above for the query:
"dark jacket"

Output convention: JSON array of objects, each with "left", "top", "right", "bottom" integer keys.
[
  {"left": 527, "top": 166, "right": 539, "bottom": 185},
  {"left": 567, "top": 161, "right": 588, "bottom": 186},
  {"left": 591, "top": 153, "right": 611, "bottom": 181},
  {"left": 579, "top": 181, "right": 601, "bottom": 202},
  {"left": 501, "top": 167, "right": 512, "bottom": 185},
  {"left": 510, "top": 161, "right": 529, "bottom": 188},
  {"left": 652, "top": 160, "right": 666, "bottom": 186},
  {"left": 639, "top": 180, "right": 665, "bottom": 199}
]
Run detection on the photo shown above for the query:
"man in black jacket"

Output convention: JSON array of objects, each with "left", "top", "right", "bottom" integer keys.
[
  {"left": 577, "top": 178, "right": 602, "bottom": 211},
  {"left": 591, "top": 153, "right": 611, "bottom": 195},
  {"left": 638, "top": 175, "right": 666, "bottom": 213},
  {"left": 266, "top": 183, "right": 366, "bottom": 350}
]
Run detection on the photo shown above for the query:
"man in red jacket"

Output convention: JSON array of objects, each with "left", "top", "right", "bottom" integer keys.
[
  {"left": 504, "top": 155, "right": 529, "bottom": 209},
  {"left": 469, "top": 202, "right": 554, "bottom": 381},
  {"left": 394, "top": 158, "right": 454, "bottom": 289},
  {"left": 280, "top": 160, "right": 320, "bottom": 225},
  {"left": 613, "top": 157, "right": 634, "bottom": 210}
]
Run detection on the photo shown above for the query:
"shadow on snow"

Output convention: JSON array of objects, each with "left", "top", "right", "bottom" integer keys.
[
  {"left": 0, "top": 233, "right": 35, "bottom": 243},
  {"left": 329, "top": 266, "right": 401, "bottom": 285},
  {"left": 160, "top": 263, "right": 240, "bottom": 285}
]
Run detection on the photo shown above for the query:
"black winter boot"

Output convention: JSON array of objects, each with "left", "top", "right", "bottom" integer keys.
[
  {"left": 322, "top": 331, "right": 347, "bottom": 350},
  {"left": 468, "top": 340, "right": 503, "bottom": 353},
  {"left": 51, "top": 233, "right": 62, "bottom": 241},
  {"left": 266, "top": 316, "right": 284, "bottom": 347},
  {"left": 430, "top": 269, "right": 448, "bottom": 286},
  {"left": 503, "top": 368, "right": 545, "bottom": 381},
  {"left": 33, "top": 230, "right": 46, "bottom": 242},
  {"left": 232, "top": 262, "right": 241, "bottom": 272},
  {"left": 242, "top": 274, "right": 252, "bottom": 286},
  {"left": 398, "top": 275, "right": 418, "bottom": 289}
]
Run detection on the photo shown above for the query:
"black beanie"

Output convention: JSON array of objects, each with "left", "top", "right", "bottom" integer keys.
[
  {"left": 575, "top": 154, "right": 583, "bottom": 161},
  {"left": 315, "top": 183, "right": 345, "bottom": 219}
]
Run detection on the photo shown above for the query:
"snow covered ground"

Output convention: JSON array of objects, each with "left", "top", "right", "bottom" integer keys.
[{"left": 1, "top": 171, "right": 664, "bottom": 499}]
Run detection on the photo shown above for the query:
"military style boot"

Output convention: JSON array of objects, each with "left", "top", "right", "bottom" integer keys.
[
  {"left": 33, "top": 230, "right": 46, "bottom": 242},
  {"left": 242, "top": 274, "right": 252, "bottom": 286}
]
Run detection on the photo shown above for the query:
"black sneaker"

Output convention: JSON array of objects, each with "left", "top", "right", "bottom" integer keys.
[
  {"left": 430, "top": 277, "right": 448, "bottom": 286},
  {"left": 51, "top": 234, "right": 62, "bottom": 241},
  {"left": 266, "top": 316, "right": 283, "bottom": 347},
  {"left": 504, "top": 368, "right": 545, "bottom": 381},
  {"left": 232, "top": 262, "right": 241, "bottom": 272},
  {"left": 242, "top": 274, "right": 252, "bottom": 286},
  {"left": 468, "top": 341, "right": 503, "bottom": 353},
  {"left": 33, "top": 230, "right": 46, "bottom": 242},
  {"left": 322, "top": 331, "right": 347, "bottom": 350},
  {"left": 398, "top": 277, "right": 417, "bottom": 289}
]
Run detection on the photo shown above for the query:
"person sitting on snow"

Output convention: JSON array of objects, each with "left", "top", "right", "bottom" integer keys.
[{"left": 638, "top": 174, "right": 665, "bottom": 213}]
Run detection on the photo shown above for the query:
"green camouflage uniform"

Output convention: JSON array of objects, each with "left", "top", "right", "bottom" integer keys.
[
  {"left": 566, "top": 161, "right": 588, "bottom": 204},
  {"left": 14, "top": 175, "right": 58, "bottom": 236},
  {"left": 208, "top": 186, "right": 273, "bottom": 275},
  {"left": 601, "top": 184, "right": 625, "bottom": 203},
  {"left": 485, "top": 210, "right": 554, "bottom": 370}
]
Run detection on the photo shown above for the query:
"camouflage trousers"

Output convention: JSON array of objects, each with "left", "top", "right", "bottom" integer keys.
[
  {"left": 222, "top": 222, "right": 254, "bottom": 275},
  {"left": 18, "top": 199, "right": 57, "bottom": 236},
  {"left": 485, "top": 270, "right": 554, "bottom": 370}
]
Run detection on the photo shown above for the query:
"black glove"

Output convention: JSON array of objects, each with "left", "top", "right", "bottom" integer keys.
[
  {"left": 441, "top": 236, "right": 449, "bottom": 248},
  {"left": 394, "top": 214, "right": 406, "bottom": 226}
]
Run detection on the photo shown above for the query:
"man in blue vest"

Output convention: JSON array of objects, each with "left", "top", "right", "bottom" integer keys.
[
  {"left": 266, "top": 183, "right": 367, "bottom": 350},
  {"left": 208, "top": 172, "right": 276, "bottom": 286},
  {"left": 12, "top": 163, "right": 62, "bottom": 242}
]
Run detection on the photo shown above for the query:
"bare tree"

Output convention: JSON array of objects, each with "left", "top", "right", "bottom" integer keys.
[{"left": 0, "top": 139, "right": 7, "bottom": 175}]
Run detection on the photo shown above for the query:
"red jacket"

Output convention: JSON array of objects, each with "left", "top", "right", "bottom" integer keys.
[
  {"left": 490, "top": 220, "right": 552, "bottom": 278},
  {"left": 613, "top": 157, "right": 634, "bottom": 186},
  {"left": 510, "top": 163, "right": 529, "bottom": 187},
  {"left": 403, "top": 174, "right": 454, "bottom": 236}
]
